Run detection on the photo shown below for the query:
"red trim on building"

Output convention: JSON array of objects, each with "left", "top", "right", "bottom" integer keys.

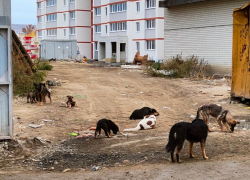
[
  {"left": 91, "top": 0, "right": 93, "bottom": 59},
  {"left": 93, "top": 17, "right": 164, "bottom": 26},
  {"left": 37, "top": 9, "right": 91, "bottom": 17},
  {"left": 132, "top": 38, "right": 164, "bottom": 41},
  {"left": 37, "top": 26, "right": 91, "bottom": 31},
  {"left": 77, "top": 41, "right": 92, "bottom": 44}
]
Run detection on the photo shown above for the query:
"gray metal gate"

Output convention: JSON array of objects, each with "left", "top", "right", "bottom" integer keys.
[{"left": 0, "top": 0, "right": 13, "bottom": 139}]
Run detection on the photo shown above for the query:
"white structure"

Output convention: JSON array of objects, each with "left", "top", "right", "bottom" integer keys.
[
  {"left": 0, "top": 0, "right": 13, "bottom": 139},
  {"left": 36, "top": 0, "right": 92, "bottom": 59},
  {"left": 160, "top": 0, "right": 250, "bottom": 75},
  {"left": 93, "top": 0, "right": 164, "bottom": 63}
]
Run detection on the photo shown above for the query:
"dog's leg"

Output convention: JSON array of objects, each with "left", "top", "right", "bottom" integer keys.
[
  {"left": 48, "top": 93, "right": 52, "bottom": 104},
  {"left": 171, "top": 150, "right": 176, "bottom": 162},
  {"left": 176, "top": 145, "right": 183, "bottom": 163},
  {"left": 95, "top": 130, "right": 98, "bottom": 138},
  {"left": 189, "top": 142, "right": 194, "bottom": 158},
  {"left": 75, "top": 102, "right": 78, "bottom": 107},
  {"left": 217, "top": 118, "right": 224, "bottom": 132},
  {"left": 200, "top": 140, "right": 208, "bottom": 160}
]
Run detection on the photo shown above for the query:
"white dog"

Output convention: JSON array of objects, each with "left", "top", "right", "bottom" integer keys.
[{"left": 123, "top": 115, "right": 157, "bottom": 131}]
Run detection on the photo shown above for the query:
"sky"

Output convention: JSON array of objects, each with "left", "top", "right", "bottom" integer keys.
[{"left": 11, "top": 0, "right": 36, "bottom": 25}]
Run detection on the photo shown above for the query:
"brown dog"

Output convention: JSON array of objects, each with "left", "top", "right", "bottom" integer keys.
[
  {"left": 66, "top": 96, "right": 78, "bottom": 108},
  {"left": 198, "top": 104, "right": 239, "bottom": 132}
]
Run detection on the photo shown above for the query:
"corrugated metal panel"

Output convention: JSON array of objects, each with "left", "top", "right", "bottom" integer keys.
[{"left": 164, "top": 0, "right": 250, "bottom": 74}]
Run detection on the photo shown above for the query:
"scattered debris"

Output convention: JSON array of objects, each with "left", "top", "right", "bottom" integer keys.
[
  {"left": 62, "top": 168, "right": 71, "bottom": 173},
  {"left": 179, "top": 120, "right": 184, "bottom": 122},
  {"left": 214, "top": 94, "right": 224, "bottom": 96},
  {"left": 42, "top": 119, "right": 53, "bottom": 122},
  {"left": 92, "top": 166, "right": 100, "bottom": 171},
  {"left": 126, "top": 85, "right": 130, "bottom": 88},
  {"left": 140, "top": 92, "right": 143, "bottom": 94},
  {"left": 162, "top": 107, "right": 171, "bottom": 109},
  {"left": 28, "top": 124, "right": 45, "bottom": 128},
  {"left": 190, "top": 115, "right": 196, "bottom": 118},
  {"left": 67, "top": 133, "right": 79, "bottom": 136}
]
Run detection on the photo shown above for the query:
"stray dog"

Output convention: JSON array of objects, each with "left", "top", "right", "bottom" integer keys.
[
  {"left": 49, "top": 58, "right": 56, "bottom": 62},
  {"left": 95, "top": 119, "right": 119, "bottom": 138},
  {"left": 34, "top": 82, "right": 52, "bottom": 106},
  {"left": 123, "top": 115, "right": 157, "bottom": 131},
  {"left": 27, "top": 92, "right": 37, "bottom": 104},
  {"left": 66, "top": 95, "right": 78, "bottom": 108},
  {"left": 46, "top": 80, "right": 54, "bottom": 88},
  {"left": 198, "top": 104, "right": 239, "bottom": 132},
  {"left": 166, "top": 109, "right": 208, "bottom": 163},
  {"left": 129, "top": 107, "right": 159, "bottom": 120}
]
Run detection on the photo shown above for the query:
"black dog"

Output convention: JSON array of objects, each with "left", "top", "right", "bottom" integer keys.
[
  {"left": 66, "top": 95, "right": 78, "bottom": 108},
  {"left": 33, "top": 82, "right": 52, "bottom": 106},
  {"left": 166, "top": 109, "right": 208, "bottom": 163},
  {"left": 95, "top": 119, "right": 119, "bottom": 138},
  {"left": 27, "top": 92, "right": 37, "bottom": 104},
  {"left": 130, "top": 107, "right": 159, "bottom": 120}
]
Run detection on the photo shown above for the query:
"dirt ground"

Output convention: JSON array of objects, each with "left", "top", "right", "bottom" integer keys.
[{"left": 1, "top": 62, "right": 250, "bottom": 179}]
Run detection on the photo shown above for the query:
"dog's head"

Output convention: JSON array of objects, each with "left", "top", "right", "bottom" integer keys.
[
  {"left": 67, "top": 95, "right": 74, "bottom": 102},
  {"left": 150, "top": 108, "right": 160, "bottom": 116},
  {"left": 229, "top": 119, "right": 240, "bottom": 132},
  {"left": 112, "top": 124, "right": 119, "bottom": 135},
  {"left": 34, "top": 83, "right": 40, "bottom": 90}
]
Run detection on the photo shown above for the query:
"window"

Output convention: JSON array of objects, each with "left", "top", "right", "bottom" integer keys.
[
  {"left": 105, "top": 7, "right": 107, "bottom": 16},
  {"left": 46, "top": 13, "right": 57, "bottom": 22},
  {"left": 136, "top": 22, "right": 140, "bottom": 31},
  {"left": 95, "top": 25, "right": 101, "bottom": 33},
  {"left": 37, "top": 3, "right": 41, "bottom": 9},
  {"left": 94, "top": 42, "right": 98, "bottom": 51},
  {"left": 136, "top": 42, "right": 140, "bottom": 51},
  {"left": 37, "top": 31, "right": 42, "bottom": 37},
  {"left": 47, "top": 29, "right": 57, "bottom": 36},
  {"left": 70, "top": 11, "right": 75, "bottom": 19},
  {"left": 38, "top": 17, "right": 42, "bottom": 23},
  {"left": 70, "top": 27, "right": 75, "bottom": 35},
  {"left": 136, "top": 2, "right": 140, "bottom": 12},
  {"left": 146, "top": 40, "right": 155, "bottom": 50},
  {"left": 46, "top": 0, "right": 57, "bottom": 7},
  {"left": 70, "top": 0, "right": 75, "bottom": 3},
  {"left": 146, "top": 20, "right": 155, "bottom": 29},
  {"left": 64, "top": 0, "right": 66, "bottom": 6},
  {"left": 105, "top": 25, "right": 107, "bottom": 33},
  {"left": 146, "top": 0, "right": 156, "bottom": 8},
  {"left": 95, "top": 8, "right": 101, "bottom": 16},
  {"left": 110, "top": 2, "right": 127, "bottom": 13},
  {"left": 110, "top": 22, "right": 127, "bottom": 32},
  {"left": 63, "top": 13, "right": 66, "bottom": 21},
  {"left": 63, "top": 29, "right": 66, "bottom": 37}
]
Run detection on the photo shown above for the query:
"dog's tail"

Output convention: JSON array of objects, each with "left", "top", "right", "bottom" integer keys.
[
  {"left": 166, "top": 124, "right": 178, "bottom": 153},
  {"left": 123, "top": 126, "right": 140, "bottom": 131},
  {"left": 196, "top": 108, "right": 201, "bottom": 119}
]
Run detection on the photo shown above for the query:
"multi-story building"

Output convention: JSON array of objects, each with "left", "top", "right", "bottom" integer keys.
[
  {"left": 36, "top": 0, "right": 164, "bottom": 62},
  {"left": 36, "top": 0, "right": 92, "bottom": 59},
  {"left": 93, "top": 0, "right": 164, "bottom": 63}
]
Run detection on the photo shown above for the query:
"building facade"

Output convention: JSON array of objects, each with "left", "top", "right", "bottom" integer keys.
[
  {"left": 36, "top": 0, "right": 92, "bottom": 59},
  {"left": 93, "top": 0, "right": 164, "bottom": 63},
  {"left": 160, "top": 0, "right": 250, "bottom": 75}
]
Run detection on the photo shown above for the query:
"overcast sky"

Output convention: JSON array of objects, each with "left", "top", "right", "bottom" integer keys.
[{"left": 11, "top": 0, "right": 36, "bottom": 25}]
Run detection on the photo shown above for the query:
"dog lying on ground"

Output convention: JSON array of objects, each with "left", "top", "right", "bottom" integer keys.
[
  {"left": 198, "top": 104, "right": 239, "bottom": 132},
  {"left": 34, "top": 82, "right": 52, "bottom": 106},
  {"left": 166, "top": 109, "right": 208, "bottom": 163},
  {"left": 66, "top": 95, "right": 78, "bottom": 108},
  {"left": 95, "top": 119, "right": 119, "bottom": 138},
  {"left": 123, "top": 115, "right": 157, "bottom": 131},
  {"left": 27, "top": 92, "right": 37, "bottom": 104},
  {"left": 49, "top": 58, "right": 56, "bottom": 62},
  {"left": 129, "top": 107, "right": 159, "bottom": 120}
]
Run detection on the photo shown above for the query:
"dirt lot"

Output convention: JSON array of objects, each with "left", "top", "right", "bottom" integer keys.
[{"left": 1, "top": 62, "right": 250, "bottom": 179}]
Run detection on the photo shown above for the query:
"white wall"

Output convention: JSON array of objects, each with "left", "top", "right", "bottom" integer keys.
[{"left": 164, "top": 0, "right": 250, "bottom": 74}]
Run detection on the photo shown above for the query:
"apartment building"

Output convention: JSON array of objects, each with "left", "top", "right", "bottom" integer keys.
[
  {"left": 36, "top": 0, "right": 92, "bottom": 59},
  {"left": 93, "top": 0, "right": 164, "bottom": 63}
]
